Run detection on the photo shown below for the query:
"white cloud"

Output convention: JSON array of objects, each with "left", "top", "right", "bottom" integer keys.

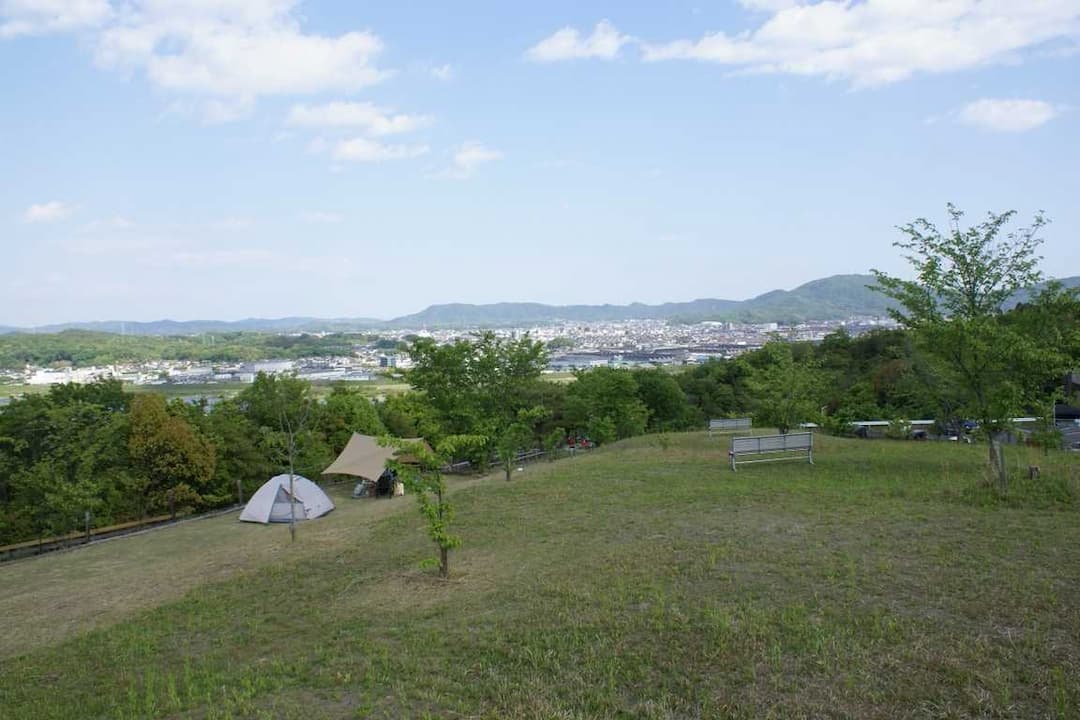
[
  {"left": 535, "top": 158, "right": 583, "bottom": 170},
  {"left": 526, "top": 20, "right": 631, "bottom": 62},
  {"left": 1041, "top": 42, "right": 1080, "bottom": 58},
  {"left": 431, "top": 63, "right": 454, "bottom": 80},
  {"left": 213, "top": 216, "right": 256, "bottom": 231},
  {"left": 957, "top": 98, "right": 1059, "bottom": 132},
  {"left": 107, "top": 215, "right": 135, "bottom": 229},
  {"left": 5, "top": 1, "right": 389, "bottom": 121},
  {"left": 22, "top": 200, "right": 72, "bottom": 223},
  {"left": 737, "top": 0, "right": 803, "bottom": 11},
  {"left": 169, "top": 248, "right": 277, "bottom": 267},
  {"left": 433, "top": 141, "right": 503, "bottom": 180},
  {"left": 301, "top": 211, "right": 343, "bottom": 224},
  {"left": 65, "top": 235, "right": 159, "bottom": 256},
  {"left": 0, "top": 0, "right": 111, "bottom": 38},
  {"left": 306, "top": 136, "right": 329, "bottom": 154},
  {"left": 287, "top": 101, "right": 431, "bottom": 136},
  {"left": 161, "top": 246, "right": 353, "bottom": 273},
  {"left": 642, "top": 1, "right": 1080, "bottom": 87},
  {"left": 333, "top": 137, "right": 429, "bottom": 162},
  {"left": 202, "top": 96, "right": 255, "bottom": 125},
  {"left": 81, "top": 215, "right": 136, "bottom": 231}
]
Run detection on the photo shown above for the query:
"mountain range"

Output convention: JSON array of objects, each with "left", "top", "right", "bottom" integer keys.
[
  {"left": 387, "top": 274, "right": 896, "bottom": 326},
  {"left": 3, "top": 274, "right": 1077, "bottom": 335}
]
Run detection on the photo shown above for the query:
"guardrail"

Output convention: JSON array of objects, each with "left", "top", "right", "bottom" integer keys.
[
  {"left": 442, "top": 446, "right": 592, "bottom": 475},
  {"left": 0, "top": 506, "right": 241, "bottom": 563}
]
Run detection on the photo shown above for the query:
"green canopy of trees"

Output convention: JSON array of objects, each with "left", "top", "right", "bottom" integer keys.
[{"left": 0, "top": 374, "right": 386, "bottom": 545}]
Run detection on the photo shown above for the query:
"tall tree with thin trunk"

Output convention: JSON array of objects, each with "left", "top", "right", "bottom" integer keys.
[
  {"left": 277, "top": 378, "right": 315, "bottom": 543},
  {"left": 872, "top": 204, "right": 1062, "bottom": 492},
  {"left": 236, "top": 372, "right": 315, "bottom": 542}
]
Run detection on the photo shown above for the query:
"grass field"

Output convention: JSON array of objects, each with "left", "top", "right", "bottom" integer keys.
[{"left": 1, "top": 434, "right": 1079, "bottom": 718}]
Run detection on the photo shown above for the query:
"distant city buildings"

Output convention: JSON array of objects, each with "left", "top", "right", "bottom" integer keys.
[{"left": 5, "top": 316, "right": 897, "bottom": 389}]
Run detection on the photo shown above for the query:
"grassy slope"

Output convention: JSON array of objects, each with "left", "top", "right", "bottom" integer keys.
[{"left": 1, "top": 434, "right": 1079, "bottom": 719}]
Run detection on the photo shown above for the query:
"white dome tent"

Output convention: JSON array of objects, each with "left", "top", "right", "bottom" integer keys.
[{"left": 239, "top": 474, "right": 335, "bottom": 524}]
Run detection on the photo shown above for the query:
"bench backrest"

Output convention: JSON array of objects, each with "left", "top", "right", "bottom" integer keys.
[
  {"left": 731, "top": 432, "right": 812, "bottom": 455},
  {"left": 709, "top": 418, "right": 752, "bottom": 431}
]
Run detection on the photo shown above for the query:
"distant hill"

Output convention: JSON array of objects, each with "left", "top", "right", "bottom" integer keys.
[
  {"left": 384, "top": 273, "right": 1080, "bottom": 326},
  {"left": 3, "top": 274, "right": 1076, "bottom": 334},
  {"left": 387, "top": 274, "right": 892, "bottom": 327},
  {"left": 385, "top": 298, "right": 743, "bottom": 327},
  {"left": 726, "top": 274, "right": 895, "bottom": 323},
  {"left": 2, "top": 316, "right": 385, "bottom": 336},
  {"left": 1005, "top": 275, "right": 1080, "bottom": 309}
]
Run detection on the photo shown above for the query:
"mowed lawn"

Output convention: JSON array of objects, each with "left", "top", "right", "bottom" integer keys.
[{"left": 1, "top": 434, "right": 1079, "bottom": 719}]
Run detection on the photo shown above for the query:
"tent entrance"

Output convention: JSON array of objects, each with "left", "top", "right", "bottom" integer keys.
[{"left": 268, "top": 485, "right": 306, "bottom": 523}]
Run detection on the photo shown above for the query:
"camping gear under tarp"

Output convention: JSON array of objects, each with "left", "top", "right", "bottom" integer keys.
[
  {"left": 352, "top": 468, "right": 398, "bottom": 498},
  {"left": 322, "top": 434, "right": 398, "bottom": 481},
  {"left": 240, "top": 474, "right": 335, "bottom": 524}
]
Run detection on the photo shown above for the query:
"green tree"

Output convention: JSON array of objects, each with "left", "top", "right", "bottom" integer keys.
[
  {"left": 408, "top": 332, "right": 549, "bottom": 480},
  {"left": 0, "top": 395, "right": 53, "bottom": 505},
  {"left": 48, "top": 378, "right": 129, "bottom": 413},
  {"left": 236, "top": 372, "right": 321, "bottom": 541},
  {"left": 494, "top": 406, "right": 549, "bottom": 482},
  {"left": 317, "top": 385, "right": 386, "bottom": 453},
  {"left": 12, "top": 458, "right": 102, "bottom": 540},
  {"left": 541, "top": 425, "right": 567, "bottom": 462},
  {"left": 0, "top": 383, "right": 134, "bottom": 543},
  {"left": 516, "top": 379, "right": 568, "bottom": 439},
  {"left": 205, "top": 399, "right": 276, "bottom": 505},
  {"left": 872, "top": 204, "right": 1066, "bottom": 491},
  {"left": 388, "top": 434, "right": 486, "bottom": 579},
  {"left": 376, "top": 392, "right": 442, "bottom": 441},
  {"left": 813, "top": 328, "right": 939, "bottom": 424},
  {"left": 746, "top": 341, "right": 824, "bottom": 434},
  {"left": 677, "top": 357, "right": 755, "bottom": 424},
  {"left": 564, "top": 367, "right": 649, "bottom": 444},
  {"left": 633, "top": 368, "right": 691, "bottom": 431},
  {"left": 128, "top": 394, "right": 215, "bottom": 518}
]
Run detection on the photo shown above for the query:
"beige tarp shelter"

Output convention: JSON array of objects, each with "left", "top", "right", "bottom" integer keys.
[{"left": 322, "top": 433, "right": 397, "bottom": 481}]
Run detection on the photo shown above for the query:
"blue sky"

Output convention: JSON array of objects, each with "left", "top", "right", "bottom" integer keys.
[{"left": 2, "top": 0, "right": 1079, "bottom": 325}]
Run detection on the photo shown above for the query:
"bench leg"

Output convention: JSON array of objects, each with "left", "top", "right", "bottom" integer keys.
[
  {"left": 729, "top": 452, "right": 736, "bottom": 471},
  {"left": 808, "top": 449, "right": 814, "bottom": 465}
]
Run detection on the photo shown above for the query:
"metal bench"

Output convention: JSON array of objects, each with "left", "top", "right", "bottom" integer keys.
[
  {"left": 709, "top": 417, "right": 752, "bottom": 437},
  {"left": 729, "top": 432, "right": 813, "bottom": 471}
]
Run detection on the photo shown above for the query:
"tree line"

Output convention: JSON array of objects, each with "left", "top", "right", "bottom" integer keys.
[
  {"left": 0, "top": 375, "right": 385, "bottom": 545},
  {"left": 0, "top": 330, "right": 400, "bottom": 370}
]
